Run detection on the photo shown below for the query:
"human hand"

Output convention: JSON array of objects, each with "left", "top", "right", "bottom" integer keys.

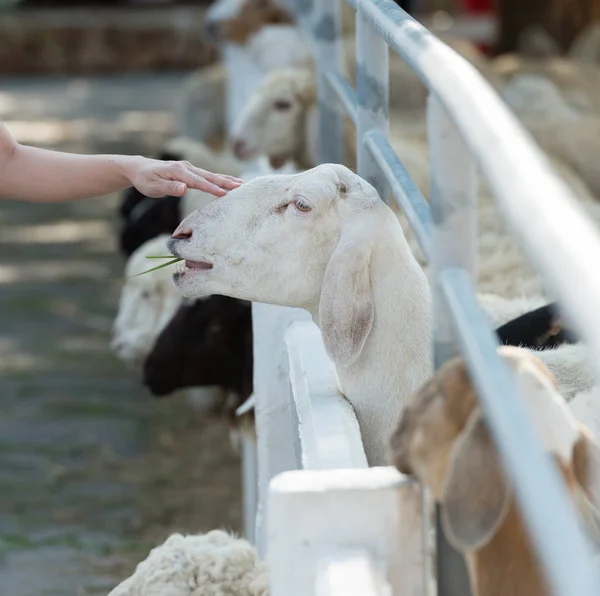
[{"left": 126, "top": 156, "right": 243, "bottom": 198}]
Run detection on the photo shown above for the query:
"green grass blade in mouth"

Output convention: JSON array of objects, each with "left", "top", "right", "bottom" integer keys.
[{"left": 129, "top": 257, "right": 183, "bottom": 278}]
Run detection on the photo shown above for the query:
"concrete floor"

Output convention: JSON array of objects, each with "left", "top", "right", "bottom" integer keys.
[{"left": 0, "top": 73, "right": 241, "bottom": 596}]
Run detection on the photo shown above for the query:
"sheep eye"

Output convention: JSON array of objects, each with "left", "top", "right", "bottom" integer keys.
[
  {"left": 292, "top": 199, "right": 311, "bottom": 213},
  {"left": 141, "top": 290, "right": 150, "bottom": 299},
  {"left": 273, "top": 99, "right": 292, "bottom": 111}
]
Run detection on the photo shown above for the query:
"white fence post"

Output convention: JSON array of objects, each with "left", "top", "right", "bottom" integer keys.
[
  {"left": 357, "top": 0, "right": 389, "bottom": 202},
  {"left": 268, "top": 468, "right": 425, "bottom": 596},
  {"left": 251, "top": 302, "right": 311, "bottom": 556},
  {"left": 427, "top": 95, "right": 477, "bottom": 596}
]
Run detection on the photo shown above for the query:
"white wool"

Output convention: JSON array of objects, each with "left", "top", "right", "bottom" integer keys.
[{"left": 107, "top": 531, "right": 268, "bottom": 596}]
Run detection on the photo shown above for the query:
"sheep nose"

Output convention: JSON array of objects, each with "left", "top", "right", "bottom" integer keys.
[
  {"left": 172, "top": 227, "right": 192, "bottom": 240},
  {"left": 232, "top": 139, "right": 246, "bottom": 159}
]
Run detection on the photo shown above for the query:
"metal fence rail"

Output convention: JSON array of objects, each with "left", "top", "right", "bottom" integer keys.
[{"left": 288, "top": 0, "right": 600, "bottom": 595}]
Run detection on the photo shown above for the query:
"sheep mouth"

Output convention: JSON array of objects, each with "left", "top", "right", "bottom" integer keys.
[{"left": 184, "top": 260, "right": 213, "bottom": 271}]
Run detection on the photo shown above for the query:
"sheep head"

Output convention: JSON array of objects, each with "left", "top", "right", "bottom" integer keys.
[
  {"left": 204, "top": 0, "right": 293, "bottom": 46},
  {"left": 111, "top": 234, "right": 183, "bottom": 369},
  {"left": 390, "top": 345, "right": 600, "bottom": 555},
  {"left": 169, "top": 164, "right": 397, "bottom": 366},
  {"left": 230, "top": 66, "right": 316, "bottom": 169}
]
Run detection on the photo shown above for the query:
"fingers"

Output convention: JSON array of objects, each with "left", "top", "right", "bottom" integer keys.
[
  {"left": 185, "top": 164, "right": 244, "bottom": 189},
  {"left": 164, "top": 181, "right": 188, "bottom": 197},
  {"left": 152, "top": 162, "right": 244, "bottom": 198},
  {"left": 174, "top": 168, "right": 229, "bottom": 196}
]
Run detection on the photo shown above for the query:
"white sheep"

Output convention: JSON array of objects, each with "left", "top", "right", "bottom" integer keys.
[
  {"left": 112, "top": 234, "right": 183, "bottom": 369},
  {"left": 107, "top": 530, "right": 268, "bottom": 596},
  {"left": 167, "top": 164, "right": 597, "bottom": 464}
]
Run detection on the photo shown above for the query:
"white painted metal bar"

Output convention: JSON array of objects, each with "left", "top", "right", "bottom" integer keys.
[
  {"left": 285, "top": 321, "right": 368, "bottom": 470},
  {"left": 427, "top": 95, "right": 478, "bottom": 368},
  {"left": 427, "top": 93, "right": 478, "bottom": 596},
  {"left": 251, "top": 302, "right": 310, "bottom": 557},
  {"left": 364, "top": 129, "right": 433, "bottom": 259},
  {"left": 356, "top": 0, "right": 389, "bottom": 202},
  {"left": 268, "top": 468, "right": 424, "bottom": 596},
  {"left": 326, "top": 70, "right": 359, "bottom": 126},
  {"left": 439, "top": 267, "right": 600, "bottom": 596},
  {"left": 314, "top": 0, "right": 345, "bottom": 164}
]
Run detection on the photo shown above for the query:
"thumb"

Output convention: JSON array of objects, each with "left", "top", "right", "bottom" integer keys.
[{"left": 166, "top": 182, "right": 187, "bottom": 197}]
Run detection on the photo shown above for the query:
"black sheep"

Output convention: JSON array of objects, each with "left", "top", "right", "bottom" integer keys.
[
  {"left": 142, "top": 296, "right": 253, "bottom": 415},
  {"left": 495, "top": 302, "right": 578, "bottom": 349},
  {"left": 119, "top": 194, "right": 182, "bottom": 257}
]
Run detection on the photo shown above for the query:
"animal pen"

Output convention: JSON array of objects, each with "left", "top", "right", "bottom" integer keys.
[{"left": 220, "top": 1, "right": 600, "bottom": 594}]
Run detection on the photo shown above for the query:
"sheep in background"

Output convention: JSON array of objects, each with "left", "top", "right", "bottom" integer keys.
[
  {"left": 203, "top": 0, "right": 294, "bottom": 48},
  {"left": 168, "top": 164, "right": 598, "bottom": 464},
  {"left": 176, "top": 63, "right": 228, "bottom": 144},
  {"left": 500, "top": 74, "right": 600, "bottom": 198},
  {"left": 119, "top": 195, "right": 182, "bottom": 258},
  {"left": 143, "top": 295, "right": 252, "bottom": 411},
  {"left": 494, "top": 302, "right": 578, "bottom": 349},
  {"left": 390, "top": 346, "right": 600, "bottom": 596},
  {"left": 111, "top": 234, "right": 183, "bottom": 369},
  {"left": 492, "top": 52, "right": 600, "bottom": 116},
  {"left": 107, "top": 530, "right": 268, "bottom": 596}
]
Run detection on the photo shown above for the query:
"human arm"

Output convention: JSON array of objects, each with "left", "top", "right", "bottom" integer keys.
[{"left": 0, "top": 122, "right": 242, "bottom": 203}]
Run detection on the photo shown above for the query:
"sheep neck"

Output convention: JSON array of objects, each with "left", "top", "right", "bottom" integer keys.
[{"left": 313, "top": 216, "right": 433, "bottom": 466}]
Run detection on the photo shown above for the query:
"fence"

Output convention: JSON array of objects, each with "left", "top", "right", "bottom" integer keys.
[{"left": 222, "top": 1, "right": 600, "bottom": 595}]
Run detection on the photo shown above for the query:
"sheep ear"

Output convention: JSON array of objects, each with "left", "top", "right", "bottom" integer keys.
[
  {"left": 572, "top": 426, "right": 600, "bottom": 514},
  {"left": 319, "top": 236, "right": 374, "bottom": 367},
  {"left": 442, "top": 410, "right": 511, "bottom": 552}
]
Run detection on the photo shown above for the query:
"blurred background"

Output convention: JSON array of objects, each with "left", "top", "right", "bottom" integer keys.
[{"left": 0, "top": 0, "right": 598, "bottom": 594}]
